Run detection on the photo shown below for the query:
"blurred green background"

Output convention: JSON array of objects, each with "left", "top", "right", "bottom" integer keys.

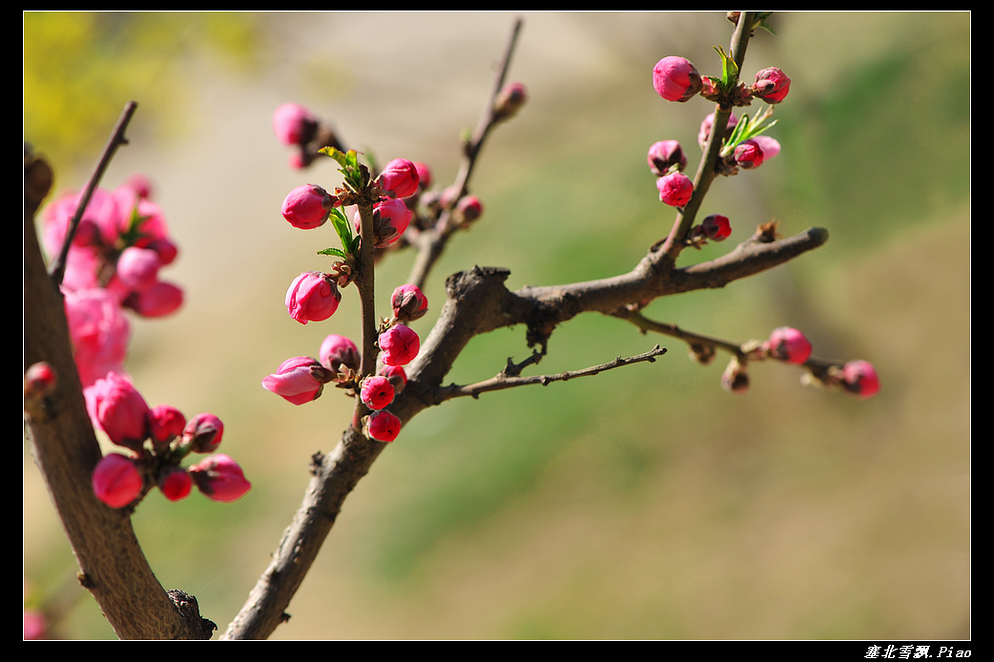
[{"left": 23, "top": 12, "right": 970, "bottom": 640}]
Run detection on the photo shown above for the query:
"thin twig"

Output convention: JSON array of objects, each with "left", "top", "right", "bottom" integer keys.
[
  {"left": 406, "top": 17, "right": 523, "bottom": 289},
  {"left": 49, "top": 101, "right": 138, "bottom": 287},
  {"left": 435, "top": 345, "right": 667, "bottom": 402}
]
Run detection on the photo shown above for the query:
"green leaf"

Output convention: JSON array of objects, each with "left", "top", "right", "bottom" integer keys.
[
  {"left": 317, "top": 247, "right": 348, "bottom": 259},
  {"left": 329, "top": 206, "right": 355, "bottom": 254}
]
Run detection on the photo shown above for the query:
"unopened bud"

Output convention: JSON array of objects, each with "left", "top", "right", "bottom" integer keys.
[
  {"left": 364, "top": 409, "right": 402, "bottom": 442},
  {"left": 158, "top": 467, "right": 192, "bottom": 502},
  {"left": 182, "top": 413, "right": 224, "bottom": 453},
  {"left": 652, "top": 56, "right": 702, "bottom": 102},
  {"left": 656, "top": 171, "right": 694, "bottom": 207},
  {"left": 752, "top": 67, "right": 791, "bottom": 104},
  {"left": 647, "top": 140, "right": 687, "bottom": 177},
  {"left": 391, "top": 284, "right": 429, "bottom": 323},
  {"left": 92, "top": 453, "right": 144, "bottom": 508},
  {"left": 494, "top": 82, "right": 527, "bottom": 120},
  {"left": 842, "top": 360, "right": 880, "bottom": 399},
  {"left": 765, "top": 327, "right": 812, "bottom": 365}
]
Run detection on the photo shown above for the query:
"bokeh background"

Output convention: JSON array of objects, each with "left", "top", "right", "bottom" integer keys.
[{"left": 23, "top": 12, "right": 970, "bottom": 640}]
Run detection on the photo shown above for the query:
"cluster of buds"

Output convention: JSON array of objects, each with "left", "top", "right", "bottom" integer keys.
[
  {"left": 84, "top": 372, "right": 249, "bottom": 508},
  {"left": 716, "top": 327, "right": 878, "bottom": 399},
  {"left": 647, "top": 139, "right": 694, "bottom": 208},
  {"left": 43, "top": 177, "right": 184, "bottom": 387},
  {"left": 261, "top": 283, "right": 427, "bottom": 443}
]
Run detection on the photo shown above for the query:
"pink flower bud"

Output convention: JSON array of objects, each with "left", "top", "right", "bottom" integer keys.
[
  {"left": 24, "top": 362, "right": 57, "bottom": 398},
  {"left": 127, "top": 281, "right": 184, "bottom": 318},
  {"left": 144, "top": 237, "right": 179, "bottom": 266},
  {"left": 751, "top": 135, "right": 781, "bottom": 161},
  {"left": 701, "top": 214, "right": 732, "bottom": 241},
  {"left": 262, "top": 356, "right": 332, "bottom": 405},
  {"left": 158, "top": 467, "right": 192, "bottom": 502},
  {"left": 647, "top": 140, "right": 687, "bottom": 176},
  {"left": 652, "top": 56, "right": 702, "bottom": 102},
  {"left": 360, "top": 375, "right": 395, "bottom": 410},
  {"left": 124, "top": 173, "right": 153, "bottom": 200},
  {"left": 378, "top": 324, "right": 420, "bottom": 367},
  {"left": 189, "top": 454, "right": 252, "bottom": 503},
  {"left": 355, "top": 198, "right": 412, "bottom": 248},
  {"left": 494, "top": 82, "right": 527, "bottom": 120},
  {"left": 84, "top": 373, "right": 150, "bottom": 449},
  {"left": 148, "top": 405, "right": 186, "bottom": 444},
  {"left": 273, "top": 102, "right": 317, "bottom": 146},
  {"left": 281, "top": 184, "right": 334, "bottom": 230},
  {"left": 413, "top": 162, "right": 432, "bottom": 190},
  {"left": 734, "top": 139, "right": 765, "bottom": 169},
  {"left": 698, "top": 112, "right": 738, "bottom": 151},
  {"left": 378, "top": 364, "right": 408, "bottom": 394},
  {"left": 752, "top": 67, "right": 791, "bottom": 104},
  {"left": 765, "top": 327, "right": 812, "bottom": 364},
  {"left": 116, "top": 246, "right": 162, "bottom": 293},
  {"left": 656, "top": 171, "right": 694, "bottom": 207},
  {"left": 285, "top": 271, "right": 341, "bottom": 324},
  {"left": 92, "top": 453, "right": 144, "bottom": 508},
  {"left": 320, "top": 334, "right": 361, "bottom": 375},
  {"left": 364, "top": 410, "right": 401, "bottom": 442},
  {"left": 842, "top": 360, "right": 880, "bottom": 399},
  {"left": 454, "top": 195, "right": 483, "bottom": 225},
  {"left": 391, "top": 284, "right": 428, "bottom": 323},
  {"left": 376, "top": 158, "right": 421, "bottom": 199},
  {"left": 182, "top": 412, "right": 224, "bottom": 453}
]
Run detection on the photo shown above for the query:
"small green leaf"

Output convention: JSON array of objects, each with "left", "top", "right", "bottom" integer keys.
[
  {"left": 329, "top": 207, "right": 355, "bottom": 254},
  {"left": 317, "top": 247, "right": 348, "bottom": 258}
]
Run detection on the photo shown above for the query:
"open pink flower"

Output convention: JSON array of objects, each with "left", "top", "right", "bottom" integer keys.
[
  {"left": 189, "top": 454, "right": 252, "bottom": 502},
  {"left": 286, "top": 271, "right": 341, "bottom": 324},
  {"left": 92, "top": 453, "right": 144, "bottom": 508}
]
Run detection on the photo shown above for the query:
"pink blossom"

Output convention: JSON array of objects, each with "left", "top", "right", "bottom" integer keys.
[
  {"left": 281, "top": 184, "right": 334, "bottom": 230},
  {"left": 413, "top": 162, "right": 432, "bottom": 189},
  {"left": 189, "top": 454, "right": 252, "bottom": 502},
  {"left": 752, "top": 67, "right": 791, "bottom": 104},
  {"left": 148, "top": 405, "right": 186, "bottom": 444},
  {"left": 656, "top": 171, "right": 694, "bottom": 207},
  {"left": 262, "top": 356, "right": 331, "bottom": 405},
  {"left": 320, "top": 334, "right": 361, "bottom": 375},
  {"left": 766, "top": 327, "right": 812, "bottom": 365},
  {"left": 391, "top": 284, "right": 428, "bottom": 323},
  {"left": 127, "top": 281, "right": 184, "bottom": 318},
  {"left": 124, "top": 173, "right": 153, "bottom": 199},
  {"left": 84, "top": 372, "right": 150, "bottom": 449},
  {"left": 23, "top": 609, "right": 46, "bottom": 640},
  {"left": 364, "top": 410, "right": 401, "bottom": 442},
  {"left": 378, "top": 324, "right": 420, "bottom": 367},
  {"left": 285, "top": 271, "right": 341, "bottom": 324},
  {"left": 376, "top": 158, "right": 420, "bottom": 199},
  {"left": 355, "top": 197, "right": 412, "bottom": 248},
  {"left": 182, "top": 413, "right": 225, "bottom": 453},
  {"left": 158, "top": 467, "right": 192, "bottom": 502},
  {"left": 273, "top": 103, "right": 317, "bottom": 146},
  {"left": 92, "top": 453, "right": 144, "bottom": 508},
  {"left": 751, "top": 135, "right": 781, "bottom": 161},
  {"left": 647, "top": 140, "right": 687, "bottom": 176},
  {"left": 64, "top": 288, "right": 131, "bottom": 387},
  {"left": 701, "top": 214, "right": 732, "bottom": 241},
  {"left": 842, "top": 360, "right": 880, "bottom": 399},
  {"left": 652, "top": 56, "right": 702, "bottom": 102},
  {"left": 360, "top": 375, "right": 395, "bottom": 410},
  {"left": 116, "top": 246, "right": 162, "bottom": 293}
]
